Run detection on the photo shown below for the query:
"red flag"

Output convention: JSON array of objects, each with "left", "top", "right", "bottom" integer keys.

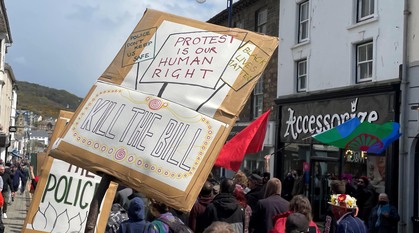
[{"left": 215, "top": 109, "right": 271, "bottom": 172}]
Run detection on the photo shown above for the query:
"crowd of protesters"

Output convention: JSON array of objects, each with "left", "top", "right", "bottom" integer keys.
[
  {"left": 106, "top": 168, "right": 400, "bottom": 233},
  {"left": 0, "top": 159, "right": 36, "bottom": 233}
]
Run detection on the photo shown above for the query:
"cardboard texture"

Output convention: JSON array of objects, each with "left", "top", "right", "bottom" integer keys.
[
  {"left": 23, "top": 111, "right": 117, "bottom": 233},
  {"left": 50, "top": 9, "right": 279, "bottom": 211}
]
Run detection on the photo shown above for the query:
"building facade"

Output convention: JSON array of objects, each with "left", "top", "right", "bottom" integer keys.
[
  {"left": 0, "top": 0, "right": 14, "bottom": 162},
  {"left": 405, "top": 1, "right": 419, "bottom": 232},
  {"left": 275, "top": 0, "right": 418, "bottom": 230},
  {"left": 207, "top": 0, "right": 279, "bottom": 176}
]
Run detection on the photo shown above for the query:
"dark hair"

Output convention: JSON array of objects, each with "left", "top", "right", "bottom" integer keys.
[
  {"left": 360, "top": 176, "right": 369, "bottom": 186},
  {"left": 200, "top": 181, "right": 214, "bottom": 197},
  {"left": 285, "top": 213, "right": 309, "bottom": 233},
  {"left": 150, "top": 199, "right": 169, "bottom": 214},
  {"left": 330, "top": 180, "right": 346, "bottom": 194},
  {"left": 220, "top": 178, "right": 235, "bottom": 194}
]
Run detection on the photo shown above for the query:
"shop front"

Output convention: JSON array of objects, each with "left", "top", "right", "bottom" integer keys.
[{"left": 274, "top": 83, "right": 400, "bottom": 221}]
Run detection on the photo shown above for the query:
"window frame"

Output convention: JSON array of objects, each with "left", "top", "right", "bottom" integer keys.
[
  {"left": 356, "top": 41, "right": 373, "bottom": 83},
  {"left": 357, "top": 0, "right": 375, "bottom": 22},
  {"left": 253, "top": 78, "right": 264, "bottom": 118},
  {"left": 297, "top": 59, "right": 308, "bottom": 92},
  {"left": 256, "top": 8, "right": 268, "bottom": 34},
  {"left": 298, "top": 1, "right": 310, "bottom": 43}
]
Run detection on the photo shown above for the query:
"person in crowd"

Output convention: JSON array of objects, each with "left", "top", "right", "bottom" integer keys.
[
  {"left": 23, "top": 162, "right": 35, "bottom": 196},
  {"left": 126, "top": 191, "right": 152, "bottom": 221},
  {"left": 30, "top": 175, "right": 39, "bottom": 194},
  {"left": 368, "top": 193, "right": 400, "bottom": 233},
  {"left": 355, "top": 176, "right": 377, "bottom": 223},
  {"left": 106, "top": 202, "right": 129, "bottom": 233},
  {"left": 203, "top": 221, "right": 236, "bottom": 233},
  {"left": 281, "top": 172, "right": 295, "bottom": 201},
  {"left": 118, "top": 197, "right": 156, "bottom": 233},
  {"left": 233, "top": 185, "right": 252, "bottom": 233},
  {"left": 19, "top": 163, "right": 29, "bottom": 194},
  {"left": 270, "top": 194, "right": 320, "bottom": 233},
  {"left": 342, "top": 175, "right": 356, "bottom": 197},
  {"left": 250, "top": 178, "right": 289, "bottom": 233},
  {"left": 234, "top": 171, "right": 250, "bottom": 194},
  {"left": 208, "top": 172, "right": 221, "bottom": 196},
  {"left": 0, "top": 165, "right": 15, "bottom": 219},
  {"left": 285, "top": 213, "right": 310, "bottom": 233},
  {"left": 329, "top": 194, "right": 367, "bottom": 233},
  {"left": 291, "top": 170, "right": 305, "bottom": 196},
  {"left": 202, "top": 178, "right": 245, "bottom": 233},
  {"left": 189, "top": 181, "right": 214, "bottom": 233},
  {"left": 0, "top": 175, "right": 4, "bottom": 233},
  {"left": 114, "top": 186, "right": 133, "bottom": 210},
  {"left": 324, "top": 180, "right": 347, "bottom": 233},
  {"left": 149, "top": 199, "right": 191, "bottom": 233},
  {"left": 245, "top": 173, "right": 264, "bottom": 211},
  {"left": 10, "top": 164, "right": 21, "bottom": 202}
]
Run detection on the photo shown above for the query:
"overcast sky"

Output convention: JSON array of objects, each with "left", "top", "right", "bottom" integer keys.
[{"left": 5, "top": 0, "right": 228, "bottom": 97}]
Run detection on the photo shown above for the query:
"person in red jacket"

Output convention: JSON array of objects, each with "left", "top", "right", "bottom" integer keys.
[{"left": 270, "top": 195, "right": 320, "bottom": 233}]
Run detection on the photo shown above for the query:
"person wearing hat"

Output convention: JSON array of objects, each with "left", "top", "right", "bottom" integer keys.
[
  {"left": 285, "top": 213, "right": 309, "bottom": 233},
  {"left": 245, "top": 173, "right": 264, "bottom": 211},
  {"left": 329, "top": 194, "right": 367, "bottom": 233},
  {"left": 324, "top": 180, "right": 346, "bottom": 233}
]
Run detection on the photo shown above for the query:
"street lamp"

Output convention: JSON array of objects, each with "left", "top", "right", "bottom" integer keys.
[{"left": 196, "top": 0, "right": 233, "bottom": 27}]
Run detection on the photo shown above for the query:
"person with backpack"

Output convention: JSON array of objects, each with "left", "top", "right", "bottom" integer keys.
[
  {"left": 118, "top": 197, "right": 157, "bottom": 233},
  {"left": 149, "top": 199, "right": 193, "bottom": 233}
]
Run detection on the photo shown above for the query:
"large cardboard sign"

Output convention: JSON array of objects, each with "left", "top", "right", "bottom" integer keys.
[
  {"left": 50, "top": 9, "right": 279, "bottom": 211},
  {"left": 23, "top": 111, "right": 117, "bottom": 233}
]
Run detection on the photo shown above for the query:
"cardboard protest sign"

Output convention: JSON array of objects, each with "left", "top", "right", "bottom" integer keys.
[
  {"left": 23, "top": 111, "right": 117, "bottom": 233},
  {"left": 50, "top": 9, "right": 279, "bottom": 211}
]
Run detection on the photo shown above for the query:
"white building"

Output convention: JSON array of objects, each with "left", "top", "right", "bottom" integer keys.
[
  {"left": 0, "top": 1, "right": 15, "bottom": 162},
  {"left": 276, "top": 0, "right": 417, "bottom": 232}
]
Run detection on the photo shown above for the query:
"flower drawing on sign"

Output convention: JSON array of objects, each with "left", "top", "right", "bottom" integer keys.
[{"left": 30, "top": 202, "right": 88, "bottom": 232}]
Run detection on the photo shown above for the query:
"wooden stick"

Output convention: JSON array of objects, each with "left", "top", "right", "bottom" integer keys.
[{"left": 85, "top": 173, "right": 112, "bottom": 233}]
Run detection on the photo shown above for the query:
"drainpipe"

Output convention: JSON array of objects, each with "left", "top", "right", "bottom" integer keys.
[{"left": 399, "top": 0, "right": 410, "bottom": 232}]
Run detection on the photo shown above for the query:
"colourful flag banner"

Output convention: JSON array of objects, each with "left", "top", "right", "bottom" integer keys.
[
  {"left": 312, "top": 117, "right": 401, "bottom": 154},
  {"left": 215, "top": 109, "right": 271, "bottom": 172}
]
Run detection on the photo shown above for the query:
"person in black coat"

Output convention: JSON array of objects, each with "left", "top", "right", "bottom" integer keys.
[
  {"left": 0, "top": 165, "right": 15, "bottom": 219},
  {"left": 368, "top": 193, "right": 400, "bottom": 233},
  {"left": 249, "top": 178, "right": 289, "bottom": 233},
  {"left": 202, "top": 178, "right": 245, "bottom": 233},
  {"left": 245, "top": 174, "right": 264, "bottom": 211}
]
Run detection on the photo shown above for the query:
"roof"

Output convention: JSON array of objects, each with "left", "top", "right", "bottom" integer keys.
[{"left": 0, "top": 0, "right": 12, "bottom": 43}]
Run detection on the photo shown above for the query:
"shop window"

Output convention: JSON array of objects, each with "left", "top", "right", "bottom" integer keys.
[{"left": 356, "top": 41, "right": 373, "bottom": 82}]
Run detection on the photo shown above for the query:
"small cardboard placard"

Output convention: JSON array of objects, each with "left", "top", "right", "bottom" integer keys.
[
  {"left": 50, "top": 9, "right": 278, "bottom": 211},
  {"left": 23, "top": 111, "right": 117, "bottom": 233}
]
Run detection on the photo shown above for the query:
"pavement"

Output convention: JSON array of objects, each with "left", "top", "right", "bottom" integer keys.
[{"left": 3, "top": 190, "right": 31, "bottom": 233}]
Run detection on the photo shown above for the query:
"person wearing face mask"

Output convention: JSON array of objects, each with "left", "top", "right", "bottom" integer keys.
[{"left": 367, "top": 193, "right": 400, "bottom": 233}]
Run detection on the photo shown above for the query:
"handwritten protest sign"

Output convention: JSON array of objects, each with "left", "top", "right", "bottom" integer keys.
[
  {"left": 50, "top": 9, "right": 279, "bottom": 211},
  {"left": 23, "top": 111, "right": 117, "bottom": 233}
]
